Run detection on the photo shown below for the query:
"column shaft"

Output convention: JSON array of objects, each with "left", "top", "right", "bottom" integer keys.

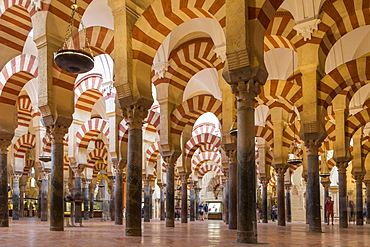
[
  {"left": 74, "top": 176, "right": 82, "bottom": 224},
  {"left": 195, "top": 190, "right": 200, "bottom": 220},
  {"left": 225, "top": 180, "right": 230, "bottom": 224},
  {"left": 165, "top": 162, "right": 175, "bottom": 227},
  {"left": 0, "top": 151, "right": 8, "bottom": 227},
  {"left": 366, "top": 182, "right": 370, "bottom": 224},
  {"left": 114, "top": 172, "right": 123, "bottom": 225},
  {"left": 83, "top": 182, "right": 89, "bottom": 220},
  {"left": 337, "top": 163, "right": 348, "bottom": 228},
  {"left": 41, "top": 175, "right": 49, "bottom": 221},
  {"left": 229, "top": 162, "right": 237, "bottom": 229},
  {"left": 261, "top": 183, "right": 268, "bottom": 223},
  {"left": 189, "top": 188, "right": 195, "bottom": 221},
  {"left": 276, "top": 170, "right": 286, "bottom": 226},
  {"left": 323, "top": 184, "right": 329, "bottom": 224},
  {"left": 355, "top": 177, "right": 363, "bottom": 225},
  {"left": 307, "top": 149, "right": 321, "bottom": 232},
  {"left": 181, "top": 180, "right": 187, "bottom": 223},
  {"left": 286, "top": 187, "right": 291, "bottom": 222},
  {"left": 160, "top": 185, "right": 165, "bottom": 221},
  {"left": 89, "top": 185, "right": 94, "bottom": 219},
  {"left": 12, "top": 178, "right": 20, "bottom": 220},
  {"left": 144, "top": 183, "right": 150, "bottom": 222}
]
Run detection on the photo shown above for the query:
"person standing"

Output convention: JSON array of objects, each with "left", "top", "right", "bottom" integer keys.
[
  {"left": 271, "top": 204, "right": 278, "bottom": 222},
  {"left": 325, "top": 196, "right": 334, "bottom": 225},
  {"left": 204, "top": 204, "right": 208, "bottom": 220}
]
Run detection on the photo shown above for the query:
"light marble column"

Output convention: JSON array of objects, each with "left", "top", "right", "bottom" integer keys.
[
  {"left": 12, "top": 173, "right": 22, "bottom": 220},
  {"left": 41, "top": 169, "right": 51, "bottom": 221},
  {"left": 113, "top": 160, "right": 123, "bottom": 225}
]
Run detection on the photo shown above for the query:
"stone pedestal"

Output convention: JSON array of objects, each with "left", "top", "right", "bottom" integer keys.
[
  {"left": 12, "top": 173, "right": 22, "bottom": 220},
  {"left": 337, "top": 162, "right": 348, "bottom": 228},
  {"left": 41, "top": 170, "right": 51, "bottom": 221},
  {"left": 355, "top": 175, "right": 364, "bottom": 225}
]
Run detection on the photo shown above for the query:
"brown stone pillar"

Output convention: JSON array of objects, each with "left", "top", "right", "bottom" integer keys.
[
  {"left": 336, "top": 162, "right": 348, "bottom": 228},
  {"left": 189, "top": 183, "right": 195, "bottom": 221},
  {"left": 143, "top": 177, "right": 150, "bottom": 222},
  {"left": 260, "top": 178, "right": 269, "bottom": 223},
  {"left": 41, "top": 169, "right": 51, "bottom": 221},
  {"left": 227, "top": 150, "right": 237, "bottom": 229},
  {"left": 180, "top": 175, "right": 188, "bottom": 223},
  {"left": 321, "top": 178, "right": 330, "bottom": 224},
  {"left": 114, "top": 161, "right": 123, "bottom": 225},
  {"left": 223, "top": 170, "right": 230, "bottom": 224},
  {"left": 354, "top": 175, "right": 364, "bottom": 225},
  {"left": 272, "top": 166, "right": 288, "bottom": 226},
  {"left": 305, "top": 140, "right": 322, "bottom": 232},
  {"left": 302, "top": 174, "right": 309, "bottom": 224},
  {"left": 231, "top": 80, "right": 260, "bottom": 243},
  {"left": 124, "top": 105, "right": 147, "bottom": 236},
  {"left": 164, "top": 155, "right": 179, "bottom": 227},
  {"left": 285, "top": 185, "right": 292, "bottom": 223},
  {"left": 365, "top": 181, "right": 370, "bottom": 224},
  {"left": 0, "top": 140, "right": 10, "bottom": 227},
  {"left": 158, "top": 183, "right": 165, "bottom": 221},
  {"left": 49, "top": 125, "right": 68, "bottom": 231}
]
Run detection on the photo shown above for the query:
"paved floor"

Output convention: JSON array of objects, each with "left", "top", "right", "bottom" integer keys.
[{"left": 1, "top": 218, "right": 369, "bottom": 247}]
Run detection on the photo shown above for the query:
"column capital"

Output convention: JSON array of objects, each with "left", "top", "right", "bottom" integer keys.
[
  {"left": 354, "top": 174, "right": 364, "bottom": 184},
  {"left": 0, "top": 139, "right": 11, "bottom": 154},
  {"left": 225, "top": 149, "right": 237, "bottom": 164},
  {"left": 180, "top": 174, "right": 188, "bottom": 183},
  {"left": 143, "top": 176, "right": 150, "bottom": 186},
  {"left": 259, "top": 177, "right": 270, "bottom": 188},
  {"left": 113, "top": 159, "right": 124, "bottom": 173},
  {"left": 230, "top": 80, "right": 260, "bottom": 108},
  {"left": 304, "top": 139, "right": 322, "bottom": 156},
  {"left": 122, "top": 104, "right": 148, "bottom": 130},
  {"left": 82, "top": 178, "right": 91, "bottom": 188},
  {"left": 336, "top": 162, "right": 348, "bottom": 174},
  {"left": 284, "top": 184, "right": 292, "bottom": 191},
  {"left": 163, "top": 153, "right": 180, "bottom": 167},
  {"left": 13, "top": 172, "right": 23, "bottom": 182},
  {"left": 320, "top": 177, "right": 331, "bottom": 189},
  {"left": 47, "top": 125, "right": 68, "bottom": 143},
  {"left": 272, "top": 164, "right": 289, "bottom": 178},
  {"left": 71, "top": 164, "right": 86, "bottom": 178},
  {"left": 363, "top": 180, "right": 370, "bottom": 186},
  {"left": 194, "top": 187, "right": 202, "bottom": 194},
  {"left": 41, "top": 168, "right": 51, "bottom": 180}
]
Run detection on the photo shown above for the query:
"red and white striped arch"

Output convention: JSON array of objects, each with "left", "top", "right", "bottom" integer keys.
[
  {"left": 144, "top": 109, "right": 160, "bottom": 131},
  {"left": 63, "top": 155, "right": 69, "bottom": 172},
  {"left": 346, "top": 108, "right": 370, "bottom": 139},
  {"left": 199, "top": 143, "right": 219, "bottom": 153},
  {"left": 255, "top": 125, "right": 273, "bottom": 146},
  {"left": 192, "top": 151, "right": 221, "bottom": 172},
  {"left": 93, "top": 161, "right": 108, "bottom": 178},
  {"left": 171, "top": 95, "right": 222, "bottom": 135},
  {"left": 14, "top": 133, "right": 35, "bottom": 158},
  {"left": 74, "top": 75, "right": 104, "bottom": 112},
  {"left": 146, "top": 141, "right": 161, "bottom": 163},
  {"left": 76, "top": 118, "right": 110, "bottom": 149},
  {"left": 193, "top": 122, "right": 216, "bottom": 135},
  {"left": 17, "top": 95, "right": 32, "bottom": 127},
  {"left": 118, "top": 119, "right": 128, "bottom": 143},
  {"left": 0, "top": 54, "right": 38, "bottom": 105},
  {"left": 318, "top": 57, "right": 370, "bottom": 111},
  {"left": 88, "top": 148, "right": 108, "bottom": 171},
  {"left": 41, "top": 133, "right": 52, "bottom": 155},
  {"left": 197, "top": 163, "right": 222, "bottom": 179},
  {"left": 185, "top": 133, "right": 221, "bottom": 158},
  {"left": 132, "top": 0, "right": 225, "bottom": 65}
]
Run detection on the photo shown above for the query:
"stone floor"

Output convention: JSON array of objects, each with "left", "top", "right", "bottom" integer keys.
[{"left": 1, "top": 218, "right": 369, "bottom": 247}]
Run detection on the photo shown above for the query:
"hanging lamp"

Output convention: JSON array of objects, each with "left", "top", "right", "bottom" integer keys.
[
  {"left": 54, "top": 1, "right": 94, "bottom": 74},
  {"left": 287, "top": 122, "right": 302, "bottom": 166},
  {"left": 319, "top": 146, "right": 330, "bottom": 178}
]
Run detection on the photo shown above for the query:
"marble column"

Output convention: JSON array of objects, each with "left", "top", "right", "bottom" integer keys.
[
  {"left": 143, "top": 178, "right": 150, "bottom": 222},
  {"left": 336, "top": 162, "right": 348, "bottom": 228},
  {"left": 225, "top": 177, "right": 230, "bottom": 224},
  {"left": 227, "top": 150, "right": 237, "bottom": 229},
  {"left": 12, "top": 173, "right": 22, "bottom": 220},
  {"left": 365, "top": 181, "right": 370, "bottom": 224},
  {"left": 19, "top": 183, "right": 26, "bottom": 218},
  {"left": 89, "top": 183, "right": 95, "bottom": 219},
  {"left": 158, "top": 183, "right": 165, "bottom": 221},
  {"left": 260, "top": 178, "right": 269, "bottom": 223},
  {"left": 321, "top": 178, "right": 330, "bottom": 224},
  {"left": 285, "top": 185, "right": 292, "bottom": 223},
  {"left": 355, "top": 175, "right": 364, "bottom": 225},
  {"left": 164, "top": 155, "right": 178, "bottom": 227},
  {"left": 83, "top": 179, "right": 90, "bottom": 220},
  {"left": 150, "top": 187, "right": 154, "bottom": 219},
  {"left": 110, "top": 177, "right": 115, "bottom": 221},
  {"left": 189, "top": 183, "right": 195, "bottom": 221},
  {"left": 0, "top": 140, "right": 11, "bottom": 227},
  {"left": 273, "top": 166, "right": 288, "bottom": 226},
  {"left": 41, "top": 169, "right": 51, "bottom": 221},
  {"left": 114, "top": 161, "right": 123, "bottom": 225},
  {"left": 305, "top": 140, "right": 322, "bottom": 232},
  {"left": 124, "top": 105, "right": 146, "bottom": 236},
  {"left": 180, "top": 175, "right": 188, "bottom": 223},
  {"left": 231, "top": 81, "right": 260, "bottom": 243},
  {"left": 49, "top": 125, "right": 67, "bottom": 231},
  {"left": 72, "top": 166, "right": 84, "bottom": 226},
  {"left": 302, "top": 174, "right": 309, "bottom": 224},
  {"left": 195, "top": 187, "right": 201, "bottom": 220}
]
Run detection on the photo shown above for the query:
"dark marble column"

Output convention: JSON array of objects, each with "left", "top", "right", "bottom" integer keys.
[
  {"left": 285, "top": 185, "right": 292, "bottom": 223},
  {"left": 0, "top": 140, "right": 10, "bottom": 227},
  {"left": 89, "top": 183, "right": 95, "bottom": 219},
  {"left": 189, "top": 183, "right": 195, "bottom": 221},
  {"left": 124, "top": 105, "right": 146, "bottom": 236},
  {"left": 365, "top": 181, "right": 370, "bottom": 224},
  {"left": 305, "top": 140, "right": 322, "bottom": 232},
  {"left": 336, "top": 162, "right": 348, "bottom": 228},
  {"left": 12, "top": 173, "right": 22, "bottom": 220},
  {"left": 227, "top": 150, "right": 237, "bottom": 229},
  {"left": 321, "top": 178, "right": 330, "bottom": 224},
  {"left": 230, "top": 81, "right": 260, "bottom": 244},
  {"left": 110, "top": 177, "right": 115, "bottom": 221},
  {"left": 260, "top": 178, "right": 269, "bottom": 223},
  {"left": 114, "top": 162, "right": 123, "bottom": 225},
  {"left": 49, "top": 125, "right": 68, "bottom": 231},
  {"left": 158, "top": 183, "right": 165, "bottom": 221},
  {"left": 195, "top": 187, "right": 201, "bottom": 220},
  {"left": 273, "top": 166, "right": 287, "bottom": 226},
  {"left": 181, "top": 175, "right": 188, "bottom": 223},
  {"left": 72, "top": 165, "right": 84, "bottom": 226},
  {"left": 83, "top": 179, "right": 90, "bottom": 220},
  {"left": 41, "top": 169, "right": 51, "bottom": 221},
  {"left": 143, "top": 178, "right": 150, "bottom": 222},
  {"left": 150, "top": 188, "right": 154, "bottom": 219},
  {"left": 164, "top": 155, "right": 179, "bottom": 227},
  {"left": 225, "top": 178, "right": 230, "bottom": 224},
  {"left": 302, "top": 174, "right": 309, "bottom": 224},
  {"left": 354, "top": 175, "right": 364, "bottom": 225},
  {"left": 19, "top": 183, "right": 26, "bottom": 218}
]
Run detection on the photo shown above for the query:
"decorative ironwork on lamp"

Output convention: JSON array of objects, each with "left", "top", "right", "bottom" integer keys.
[
  {"left": 287, "top": 122, "right": 303, "bottom": 166},
  {"left": 54, "top": 1, "right": 94, "bottom": 74}
]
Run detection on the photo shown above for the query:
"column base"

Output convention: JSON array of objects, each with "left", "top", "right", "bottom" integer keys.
[
  {"left": 166, "top": 220, "right": 174, "bottom": 227},
  {"left": 309, "top": 227, "right": 322, "bottom": 233},
  {"left": 0, "top": 222, "right": 9, "bottom": 227},
  {"left": 50, "top": 226, "right": 64, "bottom": 231},
  {"left": 125, "top": 228, "right": 142, "bottom": 236},
  {"left": 236, "top": 230, "right": 257, "bottom": 244}
]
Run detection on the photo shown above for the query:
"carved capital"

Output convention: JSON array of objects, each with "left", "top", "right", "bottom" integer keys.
[
  {"left": 259, "top": 177, "right": 270, "bottom": 188},
  {"left": 163, "top": 154, "right": 180, "bottom": 167},
  {"left": 180, "top": 174, "right": 188, "bottom": 183},
  {"left": 113, "top": 159, "right": 124, "bottom": 174},
  {"left": 47, "top": 125, "right": 68, "bottom": 143},
  {"left": 41, "top": 169, "right": 51, "bottom": 180},
  {"left": 83, "top": 179, "right": 91, "bottom": 188},
  {"left": 13, "top": 172, "right": 23, "bottom": 182},
  {"left": 0, "top": 140, "right": 11, "bottom": 154},
  {"left": 143, "top": 176, "right": 150, "bottom": 186},
  {"left": 293, "top": 18, "right": 321, "bottom": 41},
  {"left": 71, "top": 164, "right": 86, "bottom": 177},
  {"left": 354, "top": 175, "right": 364, "bottom": 184},
  {"left": 122, "top": 104, "right": 147, "bottom": 130},
  {"left": 226, "top": 149, "right": 237, "bottom": 164},
  {"left": 336, "top": 162, "right": 348, "bottom": 174},
  {"left": 231, "top": 80, "right": 260, "bottom": 108},
  {"left": 304, "top": 139, "right": 321, "bottom": 156},
  {"left": 274, "top": 166, "right": 288, "bottom": 178}
]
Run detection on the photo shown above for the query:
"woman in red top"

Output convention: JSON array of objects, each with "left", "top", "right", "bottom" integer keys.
[{"left": 325, "top": 196, "right": 334, "bottom": 225}]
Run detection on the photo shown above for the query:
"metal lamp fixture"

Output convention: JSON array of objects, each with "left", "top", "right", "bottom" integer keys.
[
  {"left": 287, "top": 122, "right": 302, "bottom": 166},
  {"left": 54, "top": 1, "right": 94, "bottom": 74}
]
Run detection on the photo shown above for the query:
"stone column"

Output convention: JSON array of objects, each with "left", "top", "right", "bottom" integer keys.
[
  {"left": 365, "top": 181, "right": 370, "bottom": 224},
  {"left": 354, "top": 175, "right": 364, "bottom": 225},
  {"left": 89, "top": 182, "right": 96, "bottom": 219},
  {"left": 336, "top": 162, "right": 348, "bottom": 228},
  {"left": 189, "top": 183, "right": 195, "bottom": 221},
  {"left": 150, "top": 187, "right": 154, "bottom": 219},
  {"left": 72, "top": 165, "right": 84, "bottom": 226},
  {"left": 321, "top": 178, "right": 330, "bottom": 224},
  {"left": 158, "top": 183, "right": 165, "bottom": 221},
  {"left": 260, "top": 178, "right": 269, "bottom": 223},
  {"left": 82, "top": 179, "right": 90, "bottom": 220},
  {"left": 113, "top": 161, "right": 123, "bottom": 225},
  {"left": 272, "top": 166, "right": 288, "bottom": 226},
  {"left": 305, "top": 140, "right": 322, "bottom": 232},
  {"left": 41, "top": 169, "right": 51, "bottom": 221},
  {"left": 12, "top": 173, "right": 22, "bottom": 220},
  {"left": 109, "top": 176, "right": 115, "bottom": 221},
  {"left": 0, "top": 140, "right": 10, "bottom": 227},
  {"left": 180, "top": 174, "right": 188, "bottom": 223},
  {"left": 164, "top": 155, "right": 179, "bottom": 227},
  {"left": 143, "top": 177, "right": 150, "bottom": 222},
  {"left": 195, "top": 187, "right": 201, "bottom": 220},
  {"left": 19, "top": 182, "right": 26, "bottom": 218},
  {"left": 227, "top": 150, "right": 237, "bottom": 229},
  {"left": 302, "top": 174, "right": 309, "bottom": 224},
  {"left": 285, "top": 185, "right": 292, "bottom": 223},
  {"left": 124, "top": 105, "right": 147, "bottom": 236},
  {"left": 49, "top": 125, "right": 68, "bottom": 231},
  {"left": 222, "top": 170, "right": 230, "bottom": 224}
]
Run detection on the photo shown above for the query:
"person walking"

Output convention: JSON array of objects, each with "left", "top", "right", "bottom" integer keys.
[{"left": 325, "top": 196, "right": 334, "bottom": 225}]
